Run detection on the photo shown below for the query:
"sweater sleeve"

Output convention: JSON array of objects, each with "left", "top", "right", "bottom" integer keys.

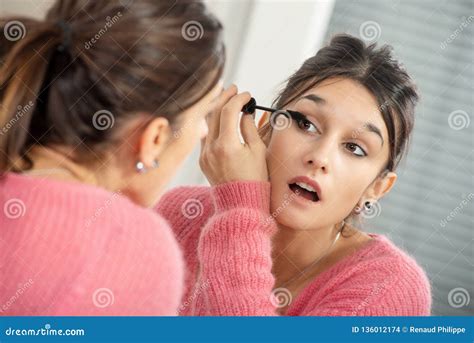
[
  {"left": 155, "top": 185, "right": 216, "bottom": 315},
  {"left": 194, "top": 180, "right": 280, "bottom": 316}
]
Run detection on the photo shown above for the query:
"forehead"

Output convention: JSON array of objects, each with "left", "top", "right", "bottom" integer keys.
[{"left": 300, "top": 78, "right": 383, "bottom": 124}]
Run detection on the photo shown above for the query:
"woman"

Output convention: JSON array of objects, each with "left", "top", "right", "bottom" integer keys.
[
  {"left": 157, "top": 35, "right": 432, "bottom": 316},
  {"left": 0, "top": 0, "right": 224, "bottom": 315}
]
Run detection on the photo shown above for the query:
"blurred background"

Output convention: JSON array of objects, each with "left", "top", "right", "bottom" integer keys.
[{"left": 1, "top": 0, "right": 472, "bottom": 316}]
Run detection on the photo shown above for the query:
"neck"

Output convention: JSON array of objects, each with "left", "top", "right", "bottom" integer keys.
[
  {"left": 20, "top": 145, "right": 118, "bottom": 191},
  {"left": 271, "top": 221, "right": 343, "bottom": 288}
]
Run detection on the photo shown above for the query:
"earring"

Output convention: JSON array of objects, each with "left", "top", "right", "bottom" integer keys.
[
  {"left": 364, "top": 201, "right": 372, "bottom": 210},
  {"left": 135, "top": 159, "right": 159, "bottom": 173},
  {"left": 354, "top": 204, "right": 362, "bottom": 214}
]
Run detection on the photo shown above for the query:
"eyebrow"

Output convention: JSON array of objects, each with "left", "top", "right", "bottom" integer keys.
[{"left": 298, "top": 94, "right": 384, "bottom": 147}]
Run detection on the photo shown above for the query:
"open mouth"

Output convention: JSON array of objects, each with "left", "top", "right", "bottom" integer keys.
[{"left": 289, "top": 183, "right": 320, "bottom": 202}]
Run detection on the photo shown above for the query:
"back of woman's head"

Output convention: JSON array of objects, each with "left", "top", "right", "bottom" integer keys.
[{"left": 0, "top": 0, "right": 224, "bottom": 172}]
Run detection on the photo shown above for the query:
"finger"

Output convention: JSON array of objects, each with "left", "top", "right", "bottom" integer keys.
[
  {"left": 240, "top": 112, "right": 262, "bottom": 146},
  {"left": 206, "top": 84, "right": 238, "bottom": 141},
  {"left": 219, "top": 91, "right": 252, "bottom": 143}
]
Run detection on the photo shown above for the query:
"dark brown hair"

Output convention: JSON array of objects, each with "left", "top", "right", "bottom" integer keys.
[
  {"left": 260, "top": 34, "right": 418, "bottom": 175},
  {"left": 0, "top": 0, "right": 224, "bottom": 172}
]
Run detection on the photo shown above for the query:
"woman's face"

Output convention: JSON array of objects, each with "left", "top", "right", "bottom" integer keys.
[{"left": 266, "top": 77, "right": 392, "bottom": 231}]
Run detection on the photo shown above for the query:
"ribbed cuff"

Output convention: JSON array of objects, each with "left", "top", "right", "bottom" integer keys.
[{"left": 211, "top": 180, "right": 271, "bottom": 213}]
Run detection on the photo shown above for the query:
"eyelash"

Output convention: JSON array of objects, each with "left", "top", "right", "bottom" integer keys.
[{"left": 292, "top": 115, "right": 368, "bottom": 158}]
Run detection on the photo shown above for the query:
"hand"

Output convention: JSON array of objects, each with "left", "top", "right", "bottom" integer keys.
[{"left": 199, "top": 85, "right": 268, "bottom": 186}]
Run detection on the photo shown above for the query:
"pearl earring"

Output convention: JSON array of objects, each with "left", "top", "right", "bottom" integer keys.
[{"left": 135, "top": 159, "right": 159, "bottom": 173}]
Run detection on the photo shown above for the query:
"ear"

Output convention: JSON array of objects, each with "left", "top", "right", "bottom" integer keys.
[
  {"left": 137, "top": 116, "right": 171, "bottom": 167},
  {"left": 363, "top": 171, "right": 397, "bottom": 203}
]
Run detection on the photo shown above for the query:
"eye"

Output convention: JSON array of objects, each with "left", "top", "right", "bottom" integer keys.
[
  {"left": 296, "top": 117, "right": 319, "bottom": 134},
  {"left": 345, "top": 143, "right": 367, "bottom": 157}
]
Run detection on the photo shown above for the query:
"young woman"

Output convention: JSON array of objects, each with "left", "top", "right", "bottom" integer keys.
[
  {"left": 0, "top": 0, "right": 224, "bottom": 315},
  {"left": 156, "top": 35, "right": 432, "bottom": 316}
]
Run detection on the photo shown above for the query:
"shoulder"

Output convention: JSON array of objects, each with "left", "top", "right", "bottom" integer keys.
[
  {"left": 306, "top": 234, "right": 432, "bottom": 316},
  {"left": 343, "top": 234, "right": 432, "bottom": 315}
]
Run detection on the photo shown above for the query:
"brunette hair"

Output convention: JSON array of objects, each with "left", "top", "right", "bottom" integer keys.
[{"left": 0, "top": 0, "right": 224, "bottom": 172}]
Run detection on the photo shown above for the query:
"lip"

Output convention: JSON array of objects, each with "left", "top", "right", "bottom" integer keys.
[{"left": 288, "top": 175, "right": 323, "bottom": 202}]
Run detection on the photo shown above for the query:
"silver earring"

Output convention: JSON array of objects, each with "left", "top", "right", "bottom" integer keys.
[
  {"left": 135, "top": 159, "right": 159, "bottom": 173},
  {"left": 354, "top": 205, "right": 362, "bottom": 214}
]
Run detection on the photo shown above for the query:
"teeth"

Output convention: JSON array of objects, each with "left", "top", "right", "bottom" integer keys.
[{"left": 295, "top": 182, "right": 316, "bottom": 193}]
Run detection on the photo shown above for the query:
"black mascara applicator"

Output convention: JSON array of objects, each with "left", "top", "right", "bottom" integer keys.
[{"left": 241, "top": 97, "right": 306, "bottom": 122}]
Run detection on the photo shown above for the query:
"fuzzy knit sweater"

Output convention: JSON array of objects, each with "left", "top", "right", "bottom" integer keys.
[
  {"left": 155, "top": 180, "right": 432, "bottom": 316},
  {"left": 0, "top": 172, "right": 184, "bottom": 315}
]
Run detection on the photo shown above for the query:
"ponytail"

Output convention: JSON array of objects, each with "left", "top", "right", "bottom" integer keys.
[{"left": 0, "top": 19, "right": 62, "bottom": 172}]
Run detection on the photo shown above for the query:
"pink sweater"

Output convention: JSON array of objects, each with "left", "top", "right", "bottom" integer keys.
[
  {"left": 156, "top": 180, "right": 432, "bottom": 316},
  {"left": 0, "top": 172, "right": 184, "bottom": 315}
]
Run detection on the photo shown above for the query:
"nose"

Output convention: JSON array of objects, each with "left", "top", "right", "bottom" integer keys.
[{"left": 303, "top": 139, "right": 332, "bottom": 173}]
